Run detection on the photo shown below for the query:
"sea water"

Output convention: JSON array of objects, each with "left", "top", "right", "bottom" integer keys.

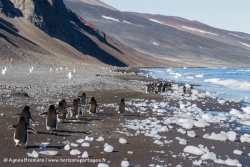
[{"left": 141, "top": 67, "right": 250, "bottom": 106}]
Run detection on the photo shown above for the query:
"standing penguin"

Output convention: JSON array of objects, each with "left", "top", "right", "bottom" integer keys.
[
  {"left": 146, "top": 84, "right": 151, "bottom": 93},
  {"left": 39, "top": 105, "right": 63, "bottom": 131},
  {"left": 183, "top": 85, "right": 187, "bottom": 94},
  {"left": 70, "top": 99, "right": 79, "bottom": 118},
  {"left": 57, "top": 101, "right": 68, "bottom": 122},
  {"left": 118, "top": 98, "right": 129, "bottom": 116},
  {"left": 8, "top": 117, "right": 37, "bottom": 148},
  {"left": 89, "top": 97, "right": 98, "bottom": 117},
  {"left": 13, "top": 106, "right": 35, "bottom": 126},
  {"left": 78, "top": 93, "right": 87, "bottom": 105}
]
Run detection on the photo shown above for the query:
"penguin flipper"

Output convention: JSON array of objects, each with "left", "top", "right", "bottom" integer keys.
[
  {"left": 30, "top": 117, "right": 35, "bottom": 124},
  {"left": 27, "top": 126, "right": 37, "bottom": 134},
  {"left": 12, "top": 113, "right": 21, "bottom": 118},
  {"left": 39, "top": 112, "right": 48, "bottom": 117},
  {"left": 7, "top": 125, "right": 17, "bottom": 129}
]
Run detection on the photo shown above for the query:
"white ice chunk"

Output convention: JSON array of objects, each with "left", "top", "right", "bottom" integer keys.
[
  {"left": 119, "top": 138, "right": 127, "bottom": 144},
  {"left": 241, "top": 106, "right": 250, "bottom": 114},
  {"left": 76, "top": 139, "right": 84, "bottom": 143},
  {"left": 225, "top": 158, "right": 240, "bottom": 166},
  {"left": 187, "top": 131, "right": 196, "bottom": 137},
  {"left": 183, "top": 146, "right": 205, "bottom": 155},
  {"left": 70, "top": 143, "right": 78, "bottom": 147},
  {"left": 230, "top": 109, "right": 241, "bottom": 116},
  {"left": 39, "top": 142, "right": 50, "bottom": 148},
  {"left": 39, "top": 150, "right": 58, "bottom": 156},
  {"left": 233, "top": 150, "right": 242, "bottom": 155},
  {"left": 98, "top": 163, "right": 109, "bottom": 167},
  {"left": 192, "top": 160, "right": 202, "bottom": 165},
  {"left": 214, "top": 159, "right": 225, "bottom": 164},
  {"left": 82, "top": 151, "right": 89, "bottom": 158},
  {"left": 27, "top": 150, "right": 39, "bottom": 158},
  {"left": 81, "top": 142, "right": 90, "bottom": 147},
  {"left": 203, "top": 132, "right": 228, "bottom": 141},
  {"left": 201, "top": 152, "right": 217, "bottom": 160},
  {"left": 85, "top": 136, "right": 94, "bottom": 141},
  {"left": 226, "top": 131, "right": 237, "bottom": 141},
  {"left": 240, "top": 134, "right": 250, "bottom": 143},
  {"left": 64, "top": 144, "right": 70, "bottom": 150},
  {"left": 121, "top": 160, "right": 130, "bottom": 167},
  {"left": 104, "top": 145, "right": 114, "bottom": 152},
  {"left": 194, "top": 121, "right": 210, "bottom": 128},
  {"left": 70, "top": 149, "right": 81, "bottom": 155},
  {"left": 96, "top": 136, "right": 105, "bottom": 142}
]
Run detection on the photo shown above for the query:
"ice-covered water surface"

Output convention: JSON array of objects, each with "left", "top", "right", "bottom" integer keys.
[{"left": 141, "top": 68, "right": 250, "bottom": 105}]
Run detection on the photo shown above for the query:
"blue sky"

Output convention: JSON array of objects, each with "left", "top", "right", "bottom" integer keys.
[{"left": 101, "top": 0, "right": 250, "bottom": 34}]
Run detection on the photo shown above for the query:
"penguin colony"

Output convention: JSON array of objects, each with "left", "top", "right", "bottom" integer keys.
[
  {"left": 146, "top": 82, "right": 172, "bottom": 94},
  {"left": 7, "top": 92, "right": 131, "bottom": 148}
]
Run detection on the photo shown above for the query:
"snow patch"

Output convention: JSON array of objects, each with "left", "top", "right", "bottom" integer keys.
[{"left": 182, "top": 26, "right": 219, "bottom": 36}]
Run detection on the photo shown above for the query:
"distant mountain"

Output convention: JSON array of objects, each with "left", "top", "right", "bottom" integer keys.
[
  {"left": 1, "top": 0, "right": 169, "bottom": 67},
  {"left": 64, "top": 0, "right": 250, "bottom": 67}
]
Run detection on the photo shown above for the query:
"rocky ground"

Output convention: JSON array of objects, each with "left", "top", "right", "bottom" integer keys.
[{"left": 0, "top": 66, "right": 249, "bottom": 167}]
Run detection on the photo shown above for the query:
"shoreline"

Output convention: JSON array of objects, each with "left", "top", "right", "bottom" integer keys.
[{"left": 0, "top": 66, "right": 249, "bottom": 167}]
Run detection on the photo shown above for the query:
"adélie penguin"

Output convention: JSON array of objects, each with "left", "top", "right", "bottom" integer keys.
[
  {"left": 8, "top": 117, "right": 37, "bottom": 148},
  {"left": 39, "top": 105, "right": 63, "bottom": 131},
  {"left": 13, "top": 106, "right": 35, "bottom": 126}
]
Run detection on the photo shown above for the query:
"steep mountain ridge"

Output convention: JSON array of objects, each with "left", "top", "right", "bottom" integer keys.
[
  {"left": 63, "top": 0, "right": 250, "bottom": 67},
  {"left": 1, "top": 0, "right": 171, "bottom": 67}
]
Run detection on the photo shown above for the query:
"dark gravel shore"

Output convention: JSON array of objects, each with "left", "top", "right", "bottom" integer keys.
[{"left": 0, "top": 66, "right": 249, "bottom": 167}]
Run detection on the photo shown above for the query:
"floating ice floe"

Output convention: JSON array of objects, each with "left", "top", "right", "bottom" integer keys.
[
  {"left": 183, "top": 146, "right": 205, "bottom": 155},
  {"left": 39, "top": 150, "right": 58, "bottom": 156}
]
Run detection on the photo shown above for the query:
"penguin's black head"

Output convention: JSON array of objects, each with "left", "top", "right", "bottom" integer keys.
[
  {"left": 24, "top": 106, "right": 30, "bottom": 110},
  {"left": 121, "top": 98, "right": 125, "bottom": 102},
  {"left": 73, "top": 99, "right": 78, "bottom": 105},
  {"left": 82, "top": 93, "right": 86, "bottom": 97},
  {"left": 49, "top": 105, "right": 56, "bottom": 110},
  {"left": 62, "top": 99, "right": 66, "bottom": 106}
]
